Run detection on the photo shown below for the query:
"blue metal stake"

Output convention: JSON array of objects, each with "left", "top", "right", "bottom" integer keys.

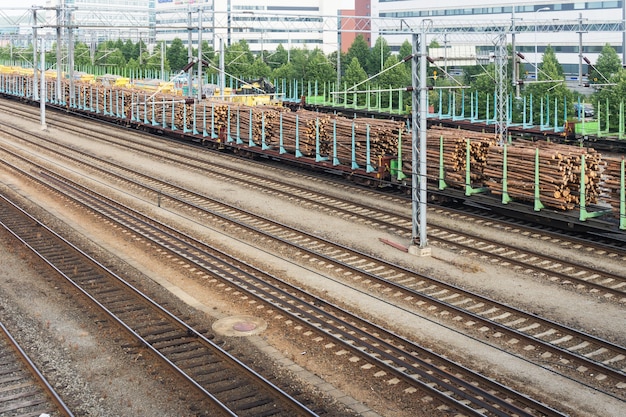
[
  {"left": 351, "top": 121, "right": 359, "bottom": 169},
  {"left": 332, "top": 119, "right": 339, "bottom": 165},
  {"left": 183, "top": 103, "right": 189, "bottom": 133},
  {"left": 130, "top": 93, "right": 136, "bottom": 121},
  {"left": 211, "top": 104, "right": 218, "bottom": 138},
  {"left": 135, "top": 94, "right": 140, "bottom": 122},
  {"left": 279, "top": 112, "right": 286, "bottom": 154},
  {"left": 534, "top": 148, "right": 545, "bottom": 211},
  {"left": 248, "top": 108, "right": 256, "bottom": 147},
  {"left": 227, "top": 105, "right": 233, "bottom": 142},
  {"left": 192, "top": 103, "right": 199, "bottom": 134},
  {"left": 553, "top": 97, "right": 558, "bottom": 132},
  {"left": 485, "top": 95, "right": 490, "bottom": 124},
  {"left": 502, "top": 144, "right": 512, "bottom": 204},
  {"left": 162, "top": 100, "right": 167, "bottom": 129},
  {"left": 365, "top": 124, "right": 375, "bottom": 172},
  {"left": 236, "top": 107, "right": 243, "bottom": 144},
  {"left": 295, "top": 115, "right": 303, "bottom": 157},
  {"left": 202, "top": 103, "right": 208, "bottom": 137},
  {"left": 438, "top": 136, "right": 446, "bottom": 189},
  {"left": 262, "top": 111, "right": 270, "bottom": 150},
  {"left": 171, "top": 99, "right": 177, "bottom": 130}
]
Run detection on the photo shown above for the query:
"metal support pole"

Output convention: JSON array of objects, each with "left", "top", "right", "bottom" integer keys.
[
  {"left": 40, "top": 38, "right": 46, "bottom": 130},
  {"left": 197, "top": 8, "right": 203, "bottom": 101},
  {"left": 495, "top": 33, "right": 508, "bottom": 144},
  {"left": 219, "top": 37, "right": 225, "bottom": 99},
  {"left": 336, "top": 25, "right": 341, "bottom": 95},
  {"left": 32, "top": 8, "right": 38, "bottom": 101},
  {"left": 577, "top": 14, "right": 587, "bottom": 87},
  {"left": 535, "top": 7, "right": 550, "bottom": 80},
  {"left": 511, "top": 10, "right": 519, "bottom": 97},
  {"left": 187, "top": 7, "right": 193, "bottom": 97},
  {"left": 68, "top": 7, "right": 74, "bottom": 107},
  {"left": 56, "top": 6, "right": 62, "bottom": 103},
  {"left": 161, "top": 42, "right": 165, "bottom": 80},
  {"left": 410, "top": 27, "right": 430, "bottom": 254}
]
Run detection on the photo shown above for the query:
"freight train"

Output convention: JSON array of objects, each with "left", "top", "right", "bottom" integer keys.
[{"left": 0, "top": 68, "right": 624, "bottom": 236}]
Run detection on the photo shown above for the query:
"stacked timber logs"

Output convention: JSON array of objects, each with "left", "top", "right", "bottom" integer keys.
[
  {"left": 483, "top": 140, "right": 603, "bottom": 210},
  {"left": 399, "top": 125, "right": 496, "bottom": 187},
  {"left": 599, "top": 157, "right": 625, "bottom": 217}
]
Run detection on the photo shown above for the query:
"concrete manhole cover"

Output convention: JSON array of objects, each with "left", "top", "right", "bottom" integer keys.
[{"left": 212, "top": 315, "right": 267, "bottom": 337}]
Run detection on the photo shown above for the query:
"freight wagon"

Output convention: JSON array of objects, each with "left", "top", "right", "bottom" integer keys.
[{"left": 1, "top": 69, "right": 624, "bottom": 235}]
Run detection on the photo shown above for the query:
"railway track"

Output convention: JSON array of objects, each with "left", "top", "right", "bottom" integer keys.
[
  {"left": 2, "top": 110, "right": 626, "bottom": 296},
  {"left": 0, "top": 158, "right": 569, "bottom": 417},
  {"left": 1, "top": 124, "right": 624, "bottom": 406},
  {"left": 2, "top": 101, "right": 624, "bottom": 410},
  {"left": 1, "top": 117, "right": 624, "bottom": 299},
  {"left": 3, "top": 99, "right": 625, "bottom": 251},
  {"left": 0, "top": 321, "right": 73, "bottom": 417},
  {"left": 3, "top": 99, "right": 625, "bottom": 249},
  {"left": 0, "top": 194, "right": 319, "bottom": 417}
]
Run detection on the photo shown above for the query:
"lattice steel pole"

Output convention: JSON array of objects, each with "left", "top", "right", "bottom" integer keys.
[
  {"left": 32, "top": 7, "right": 38, "bottom": 101},
  {"left": 495, "top": 32, "right": 508, "bottom": 145},
  {"left": 409, "top": 26, "right": 431, "bottom": 255}
]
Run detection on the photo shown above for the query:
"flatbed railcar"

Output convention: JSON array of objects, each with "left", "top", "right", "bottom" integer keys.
[
  {"left": 296, "top": 100, "right": 626, "bottom": 154},
  {"left": 1, "top": 70, "right": 624, "bottom": 237}
]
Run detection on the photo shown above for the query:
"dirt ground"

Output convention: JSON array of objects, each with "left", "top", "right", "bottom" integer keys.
[{"left": 0, "top": 105, "right": 624, "bottom": 416}]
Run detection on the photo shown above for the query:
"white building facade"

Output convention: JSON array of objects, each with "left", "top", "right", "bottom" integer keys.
[
  {"left": 155, "top": 0, "right": 353, "bottom": 55},
  {"left": 372, "top": 0, "right": 625, "bottom": 78}
]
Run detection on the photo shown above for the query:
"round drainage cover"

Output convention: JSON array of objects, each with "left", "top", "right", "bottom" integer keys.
[
  {"left": 233, "top": 322, "right": 257, "bottom": 332},
  {"left": 212, "top": 315, "right": 267, "bottom": 337}
]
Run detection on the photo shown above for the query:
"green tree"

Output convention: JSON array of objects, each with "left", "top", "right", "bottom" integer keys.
[
  {"left": 167, "top": 38, "right": 188, "bottom": 72},
  {"left": 346, "top": 34, "right": 371, "bottom": 75},
  {"left": 224, "top": 40, "right": 254, "bottom": 79},
  {"left": 106, "top": 49, "right": 127, "bottom": 68},
  {"left": 271, "top": 61, "right": 296, "bottom": 82},
  {"left": 121, "top": 39, "right": 134, "bottom": 62},
  {"left": 592, "top": 66, "right": 626, "bottom": 131},
  {"left": 327, "top": 50, "right": 347, "bottom": 80},
  {"left": 377, "top": 54, "right": 410, "bottom": 109},
  {"left": 342, "top": 57, "right": 367, "bottom": 105},
  {"left": 94, "top": 42, "right": 126, "bottom": 67},
  {"left": 368, "top": 37, "right": 391, "bottom": 76},
  {"left": 267, "top": 43, "right": 288, "bottom": 70},
  {"left": 73, "top": 41, "right": 92, "bottom": 67},
  {"left": 304, "top": 48, "right": 336, "bottom": 85},
  {"left": 589, "top": 43, "right": 621, "bottom": 85},
  {"left": 468, "top": 64, "right": 497, "bottom": 119},
  {"left": 144, "top": 41, "right": 170, "bottom": 74},
  {"left": 289, "top": 47, "right": 309, "bottom": 82},
  {"left": 523, "top": 45, "right": 573, "bottom": 124},
  {"left": 132, "top": 39, "right": 147, "bottom": 63},
  {"left": 247, "top": 57, "right": 272, "bottom": 80},
  {"left": 398, "top": 40, "right": 413, "bottom": 71}
]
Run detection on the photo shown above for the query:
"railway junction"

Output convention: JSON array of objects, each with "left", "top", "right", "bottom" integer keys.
[
  {"left": 0, "top": 97, "right": 624, "bottom": 416},
  {"left": 1, "top": 2, "right": 625, "bottom": 416}
]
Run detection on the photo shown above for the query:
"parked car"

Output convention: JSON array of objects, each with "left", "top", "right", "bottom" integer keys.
[{"left": 574, "top": 103, "right": 594, "bottom": 118}]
